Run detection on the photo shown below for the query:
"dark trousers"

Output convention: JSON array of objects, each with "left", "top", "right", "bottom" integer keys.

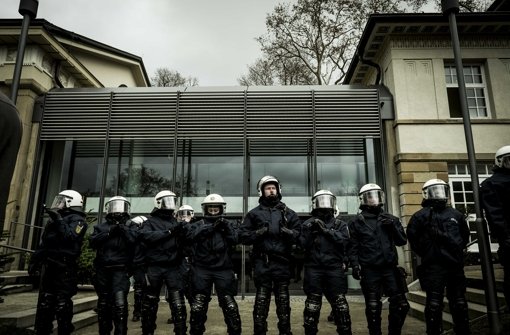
[{"left": 34, "top": 261, "right": 78, "bottom": 335}]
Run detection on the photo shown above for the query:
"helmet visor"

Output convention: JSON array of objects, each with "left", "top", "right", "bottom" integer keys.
[
  {"left": 177, "top": 210, "right": 194, "bottom": 221},
  {"left": 312, "top": 194, "right": 336, "bottom": 210},
  {"left": 360, "top": 190, "right": 385, "bottom": 206},
  {"left": 205, "top": 205, "right": 221, "bottom": 216},
  {"left": 159, "top": 196, "right": 176, "bottom": 210},
  {"left": 423, "top": 184, "right": 449, "bottom": 200},
  {"left": 51, "top": 195, "right": 69, "bottom": 210},
  {"left": 106, "top": 199, "right": 130, "bottom": 214},
  {"left": 501, "top": 156, "right": 510, "bottom": 169}
]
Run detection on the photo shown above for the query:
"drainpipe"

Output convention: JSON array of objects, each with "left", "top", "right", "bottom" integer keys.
[{"left": 10, "top": 0, "right": 39, "bottom": 104}]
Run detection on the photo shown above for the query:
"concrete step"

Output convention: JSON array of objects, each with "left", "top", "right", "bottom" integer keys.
[
  {"left": 408, "top": 300, "right": 453, "bottom": 330},
  {"left": 0, "top": 271, "right": 31, "bottom": 285},
  {"left": 27, "top": 309, "right": 98, "bottom": 333},
  {"left": 465, "top": 287, "right": 506, "bottom": 308},
  {"left": 408, "top": 290, "right": 487, "bottom": 320},
  {"left": 0, "top": 294, "right": 98, "bottom": 329}
]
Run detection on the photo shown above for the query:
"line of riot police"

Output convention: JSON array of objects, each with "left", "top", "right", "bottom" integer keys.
[{"left": 28, "top": 170, "right": 481, "bottom": 335}]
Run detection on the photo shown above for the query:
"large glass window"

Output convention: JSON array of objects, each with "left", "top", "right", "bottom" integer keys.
[
  {"left": 445, "top": 64, "right": 489, "bottom": 118},
  {"left": 317, "top": 155, "right": 366, "bottom": 215},
  {"left": 178, "top": 155, "right": 244, "bottom": 214},
  {"left": 249, "top": 155, "right": 310, "bottom": 212}
]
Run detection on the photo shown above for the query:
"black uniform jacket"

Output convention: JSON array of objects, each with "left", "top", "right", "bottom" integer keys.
[
  {"left": 89, "top": 218, "right": 136, "bottom": 267},
  {"left": 299, "top": 216, "right": 350, "bottom": 268},
  {"left": 349, "top": 210, "right": 407, "bottom": 268},
  {"left": 140, "top": 211, "right": 185, "bottom": 266},
  {"left": 186, "top": 216, "right": 238, "bottom": 269},
  {"left": 239, "top": 200, "right": 301, "bottom": 259},
  {"left": 32, "top": 210, "right": 88, "bottom": 266},
  {"left": 481, "top": 167, "right": 510, "bottom": 242},
  {"left": 407, "top": 203, "right": 470, "bottom": 266}
]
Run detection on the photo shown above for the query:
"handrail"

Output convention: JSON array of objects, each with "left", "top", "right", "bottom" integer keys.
[{"left": 0, "top": 244, "right": 34, "bottom": 253}]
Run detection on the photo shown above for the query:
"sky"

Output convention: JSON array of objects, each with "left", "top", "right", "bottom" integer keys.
[{"left": 2, "top": 0, "right": 297, "bottom": 86}]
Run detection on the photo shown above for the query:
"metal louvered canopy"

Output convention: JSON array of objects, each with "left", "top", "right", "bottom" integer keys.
[{"left": 40, "top": 86, "right": 382, "bottom": 154}]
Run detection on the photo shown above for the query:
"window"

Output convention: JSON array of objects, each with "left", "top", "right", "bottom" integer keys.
[
  {"left": 448, "top": 163, "right": 495, "bottom": 247},
  {"left": 445, "top": 64, "right": 489, "bottom": 118}
]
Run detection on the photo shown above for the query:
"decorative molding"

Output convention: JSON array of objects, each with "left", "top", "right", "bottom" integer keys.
[
  {"left": 501, "top": 59, "right": 510, "bottom": 74},
  {"left": 390, "top": 35, "right": 510, "bottom": 49}
]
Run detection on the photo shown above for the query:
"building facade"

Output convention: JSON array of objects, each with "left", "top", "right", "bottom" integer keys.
[
  {"left": 0, "top": 19, "right": 149, "bottom": 264},
  {"left": 345, "top": 11, "right": 510, "bottom": 274}
]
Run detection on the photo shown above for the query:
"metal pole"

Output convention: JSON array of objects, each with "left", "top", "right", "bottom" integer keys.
[
  {"left": 11, "top": 0, "right": 39, "bottom": 104},
  {"left": 441, "top": 1, "right": 502, "bottom": 333}
]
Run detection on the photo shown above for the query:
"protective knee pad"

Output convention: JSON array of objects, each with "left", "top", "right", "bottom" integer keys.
[
  {"left": 113, "top": 291, "right": 128, "bottom": 335},
  {"left": 253, "top": 286, "right": 271, "bottom": 334},
  {"left": 190, "top": 293, "right": 209, "bottom": 335},
  {"left": 424, "top": 291, "right": 444, "bottom": 335},
  {"left": 331, "top": 294, "right": 352, "bottom": 335},
  {"left": 34, "top": 292, "right": 57, "bottom": 335},
  {"left": 219, "top": 295, "right": 242, "bottom": 335},
  {"left": 449, "top": 296, "right": 470, "bottom": 334},
  {"left": 167, "top": 290, "right": 187, "bottom": 334},
  {"left": 388, "top": 294, "right": 409, "bottom": 335},
  {"left": 141, "top": 294, "right": 159, "bottom": 333},
  {"left": 55, "top": 298, "right": 75, "bottom": 335},
  {"left": 96, "top": 293, "right": 113, "bottom": 334},
  {"left": 275, "top": 282, "right": 292, "bottom": 334},
  {"left": 365, "top": 292, "right": 382, "bottom": 335},
  {"left": 303, "top": 293, "right": 322, "bottom": 334}
]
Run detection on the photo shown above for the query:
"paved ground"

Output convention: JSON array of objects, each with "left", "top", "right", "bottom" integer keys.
[{"left": 73, "top": 294, "right": 426, "bottom": 335}]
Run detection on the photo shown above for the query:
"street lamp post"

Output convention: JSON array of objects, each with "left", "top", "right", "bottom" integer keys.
[
  {"left": 10, "top": 0, "right": 39, "bottom": 104},
  {"left": 441, "top": 1, "right": 502, "bottom": 334}
]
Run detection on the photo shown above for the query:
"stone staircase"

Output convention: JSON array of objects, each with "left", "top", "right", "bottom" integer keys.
[
  {"left": 406, "top": 264, "right": 507, "bottom": 332},
  {"left": 0, "top": 271, "right": 99, "bottom": 332}
]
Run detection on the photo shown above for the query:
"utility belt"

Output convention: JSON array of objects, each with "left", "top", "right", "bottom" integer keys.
[
  {"left": 250, "top": 251, "right": 290, "bottom": 265},
  {"left": 46, "top": 256, "right": 76, "bottom": 268}
]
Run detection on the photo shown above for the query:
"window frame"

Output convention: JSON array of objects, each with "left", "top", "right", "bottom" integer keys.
[{"left": 444, "top": 63, "right": 490, "bottom": 119}]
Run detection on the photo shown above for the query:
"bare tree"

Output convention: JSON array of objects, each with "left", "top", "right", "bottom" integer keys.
[
  {"left": 238, "top": 56, "right": 315, "bottom": 86},
  {"left": 151, "top": 68, "right": 199, "bottom": 87},
  {"left": 240, "top": 0, "right": 490, "bottom": 86}
]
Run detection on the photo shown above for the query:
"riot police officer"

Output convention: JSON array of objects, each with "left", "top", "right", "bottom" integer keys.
[
  {"left": 29, "top": 190, "right": 88, "bottom": 335},
  {"left": 239, "top": 175, "right": 301, "bottom": 335},
  {"left": 90, "top": 196, "right": 136, "bottom": 335},
  {"left": 167, "top": 205, "right": 195, "bottom": 324},
  {"left": 349, "top": 184, "right": 409, "bottom": 335},
  {"left": 481, "top": 145, "right": 510, "bottom": 309},
  {"left": 187, "top": 194, "right": 241, "bottom": 335},
  {"left": 407, "top": 179, "right": 470, "bottom": 335},
  {"left": 128, "top": 215, "right": 148, "bottom": 322},
  {"left": 299, "top": 190, "right": 352, "bottom": 335},
  {"left": 139, "top": 190, "right": 187, "bottom": 335}
]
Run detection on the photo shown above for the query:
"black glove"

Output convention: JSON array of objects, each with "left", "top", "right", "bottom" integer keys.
[
  {"left": 214, "top": 218, "right": 228, "bottom": 230},
  {"left": 352, "top": 266, "right": 361, "bottom": 280},
  {"left": 28, "top": 262, "right": 40, "bottom": 277},
  {"left": 280, "top": 227, "right": 294, "bottom": 237},
  {"left": 170, "top": 221, "right": 185, "bottom": 234},
  {"left": 45, "top": 208, "right": 62, "bottom": 222},
  {"left": 255, "top": 226, "right": 268, "bottom": 236},
  {"left": 109, "top": 224, "right": 121, "bottom": 234},
  {"left": 379, "top": 214, "right": 394, "bottom": 227},
  {"left": 313, "top": 218, "right": 326, "bottom": 231}
]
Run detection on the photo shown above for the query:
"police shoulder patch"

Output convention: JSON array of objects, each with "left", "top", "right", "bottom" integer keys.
[{"left": 75, "top": 222, "right": 85, "bottom": 234}]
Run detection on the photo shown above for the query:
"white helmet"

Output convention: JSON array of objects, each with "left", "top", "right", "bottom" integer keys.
[
  {"left": 201, "top": 193, "right": 226, "bottom": 216},
  {"left": 495, "top": 145, "right": 510, "bottom": 168},
  {"left": 176, "top": 204, "right": 194, "bottom": 222},
  {"left": 422, "top": 179, "right": 449, "bottom": 201},
  {"left": 311, "top": 190, "right": 336, "bottom": 211},
  {"left": 359, "top": 183, "right": 385, "bottom": 207},
  {"left": 105, "top": 196, "right": 131, "bottom": 215},
  {"left": 154, "top": 190, "right": 177, "bottom": 210},
  {"left": 50, "top": 190, "right": 83, "bottom": 210},
  {"left": 257, "top": 175, "right": 281, "bottom": 197},
  {"left": 130, "top": 215, "right": 148, "bottom": 227}
]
